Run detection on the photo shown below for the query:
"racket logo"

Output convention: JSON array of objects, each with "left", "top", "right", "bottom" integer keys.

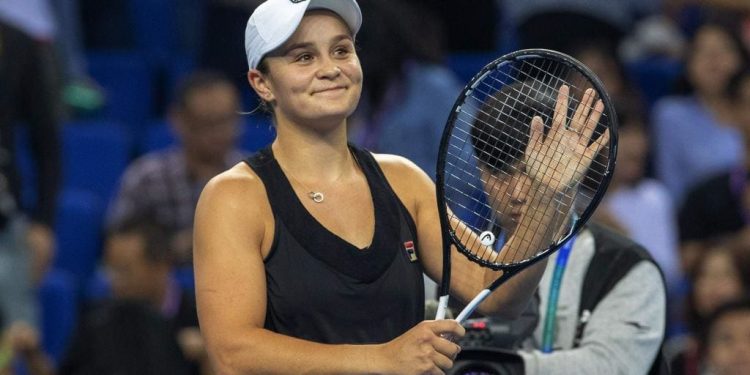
[
  {"left": 479, "top": 231, "right": 496, "bottom": 247},
  {"left": 403, "top": 241, "right": 418, "bottom": 262}
]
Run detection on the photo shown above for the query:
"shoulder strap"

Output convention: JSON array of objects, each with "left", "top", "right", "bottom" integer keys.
[
  {"left": 349, "top": 145, "right": 419, "bottom": 237},
  {"left": 577, "top": 224, "right": 651, "bottom": 319},
  {"left": 574, "top": 223, "right": 670, "bottom": 375}
]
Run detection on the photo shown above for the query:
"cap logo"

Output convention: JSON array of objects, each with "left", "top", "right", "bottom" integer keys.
[{"left": 289, "top": 0, "right": 307, "bottom": 3}]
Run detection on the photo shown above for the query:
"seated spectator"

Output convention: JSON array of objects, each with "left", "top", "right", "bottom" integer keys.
[
  {"left": 652, "top": 19, "right": 748, "bottom": 205},
  {"left": 678, "top": 68, "right": 750, "bottom": 274},
  {"left": 701, "top": 297, "right": 750, "bottom": 375},
  {"left": 106, "top": 70, "right": 246, "bottom": 265},
  {"left": 668, "top": 238, "right": 750, "bottom": 375},
  {"left": 59, "top": 218, "right": 207, "bottom": 375},
  {"left": 0, "top": 0, "right": 62, "bottom": 287}
]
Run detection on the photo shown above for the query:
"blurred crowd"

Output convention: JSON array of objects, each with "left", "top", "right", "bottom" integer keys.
[{"left": 1, "top": 0, "right": 750, "bottom": 374}]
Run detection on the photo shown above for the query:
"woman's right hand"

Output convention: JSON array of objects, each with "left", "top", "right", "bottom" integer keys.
[{"left": 373, "top": 320, "right": 465, "bottom": 375}]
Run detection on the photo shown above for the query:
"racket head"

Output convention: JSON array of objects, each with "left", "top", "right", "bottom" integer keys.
[{"left": 436, "top": 48, "right": 618, "bottom": 271}]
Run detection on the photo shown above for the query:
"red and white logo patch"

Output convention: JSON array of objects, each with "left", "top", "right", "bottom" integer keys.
[{"left": 404, "top": 241, "right": 418, "bottom": 262}]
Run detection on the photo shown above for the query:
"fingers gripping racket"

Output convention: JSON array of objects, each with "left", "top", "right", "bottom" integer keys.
[{"left": 434, "top": 49, "right": 618, "bottom": 322}]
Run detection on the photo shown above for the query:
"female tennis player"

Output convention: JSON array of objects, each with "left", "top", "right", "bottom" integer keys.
[{"left": 193, "top": 0, "right": 599, "bottom": 373}]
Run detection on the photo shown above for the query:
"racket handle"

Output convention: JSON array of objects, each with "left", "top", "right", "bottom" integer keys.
[
  {"left": 434, "top": 295, "right": 450, "bottom": 320},
  {"left": 455, "top": 289, "right": 491, "bottom": 323}
]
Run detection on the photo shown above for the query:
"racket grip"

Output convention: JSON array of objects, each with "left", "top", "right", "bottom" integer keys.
[
  {"left": 434, "top": 295, "right": 450, "bottom": 320},
  {"left": 455, "top": 289, "right": 491, "bottom": 323}
]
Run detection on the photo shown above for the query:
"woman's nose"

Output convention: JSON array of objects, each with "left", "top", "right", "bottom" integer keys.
[{"left": 316, "top": 58, "right": 342, "bottom": 79}]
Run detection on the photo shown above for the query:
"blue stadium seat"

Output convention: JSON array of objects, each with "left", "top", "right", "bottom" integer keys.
[
  {"left": 241, "top": 114, "right": 276, "bottom": 153},
  {"left": 138, "top": 118, "right": 176, "bottom": 155},
  {"left": 53, "top": 188, "right": 106, "bottom": 292},
  {"left": 87, "top": 51, "right": 155, "bottom": 126},
  {"left": 38, "top": 268, "right": 78, "bottom": 362},
  {"left": 62, "top": 120, "right": 133, "bottom": 203},
  {"left": 173, "top": 266, "right": 195, "bottom": 292},
  {"left": 128, "top": 0, "right": 177, "bottom": 65}
]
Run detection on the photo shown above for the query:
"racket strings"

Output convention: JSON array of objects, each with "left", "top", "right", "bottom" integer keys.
[{"left": 442, "top": 56, "right": 611, "bottom": 267}]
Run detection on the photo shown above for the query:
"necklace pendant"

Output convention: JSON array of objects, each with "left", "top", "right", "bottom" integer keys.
[{"left": 309, "top": 191, "right": 324, "bottom": 203}]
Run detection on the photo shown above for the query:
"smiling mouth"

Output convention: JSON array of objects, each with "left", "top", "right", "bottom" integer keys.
[{"left": 313, "top": 86, "right": 346, "bottom": 95}]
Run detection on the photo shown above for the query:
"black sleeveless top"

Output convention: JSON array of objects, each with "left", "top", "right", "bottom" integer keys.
[{"left": 244, "top": 145, "right": 424, "bottom": 344}]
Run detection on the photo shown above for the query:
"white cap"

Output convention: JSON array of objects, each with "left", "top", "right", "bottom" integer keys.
[{"left": 244, "top": 0, "right": 362, "bottom": 70}]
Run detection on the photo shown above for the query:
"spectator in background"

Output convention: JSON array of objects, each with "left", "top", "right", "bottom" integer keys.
[
  {"left": 59, "top": 218, "right": 207, "bottom": 375},
  {"left": 678, "top": 68, "right": 750, "bottom": 275},
  {"left": 701, "top": 297, "right": 750, "bottom": 375},
  {"left": 106, "top": 71, "right": 246, "bottom": 265},
  {"left": 0, "top": 0, "right": 61, "bottom": 284},
  {"left": 0, "top": 0, "right": 62, "bottom": 368},
  {"left": 652, "top": 19, "right": 748, "bottom": 205},
  {"left": 668, "top": 239, "right": 750, "bottom": 375}
]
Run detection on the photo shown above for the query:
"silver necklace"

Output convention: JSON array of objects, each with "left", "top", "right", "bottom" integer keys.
[
  {"left": 282, "top": 171, "right": 324, "bottom": 202},
  {"left": 281, "top": 165, "right": 348, "bottom": 204}
]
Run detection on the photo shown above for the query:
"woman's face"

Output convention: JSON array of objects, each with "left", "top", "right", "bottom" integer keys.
[
  {"left": 687, "top": 25, "right": 743, "bottom": 97},
  {"left": 706, "top": 310, "right": 750, "bottom": 375},
  {"left": 257, "top": 10, "right": 363, "bottom": 127},
  {"left": 694, "top": 249, "right": 745, "bottom": 317}
]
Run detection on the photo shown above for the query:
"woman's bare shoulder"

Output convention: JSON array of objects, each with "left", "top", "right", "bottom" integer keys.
[
  {"left": 205, "top": 162, "right": 263, "bottom": 195},
  {"left": 371, "top": 153, "right": 428, "bottom": 178},
  {"left": 370, "top": 152, "right": 435, "bottom": 209},
  {"left": 198, "top": 162, "right": 271, "bottom": 218}
]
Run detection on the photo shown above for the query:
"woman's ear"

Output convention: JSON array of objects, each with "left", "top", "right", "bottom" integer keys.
[{"left": 247, "top": 70, "right": 275, "bottom": 103}]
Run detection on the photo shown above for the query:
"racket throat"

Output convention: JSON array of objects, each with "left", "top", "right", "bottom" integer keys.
[
  {"left": 456, "top": 289, "right": 492, "bottom": 323},
  {"left": 455, "top": 270, "right": 518, "bottom": 323}
]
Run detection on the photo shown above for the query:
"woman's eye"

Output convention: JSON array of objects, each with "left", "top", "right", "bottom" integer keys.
[
  {"left": 334, "top": 46, "right": 351, "bottom": 57},
  {"left": 296, "top": 53, "right": 313, "bottom": 62}
]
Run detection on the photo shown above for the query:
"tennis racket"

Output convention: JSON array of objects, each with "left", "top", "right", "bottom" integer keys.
[{"left": 433, "top": 49, "right": 618, "bottom": 323}]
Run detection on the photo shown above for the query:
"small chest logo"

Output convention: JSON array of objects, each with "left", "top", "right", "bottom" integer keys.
[{"left": 403, "top": 241, "right": 418, "bottom": 262}]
